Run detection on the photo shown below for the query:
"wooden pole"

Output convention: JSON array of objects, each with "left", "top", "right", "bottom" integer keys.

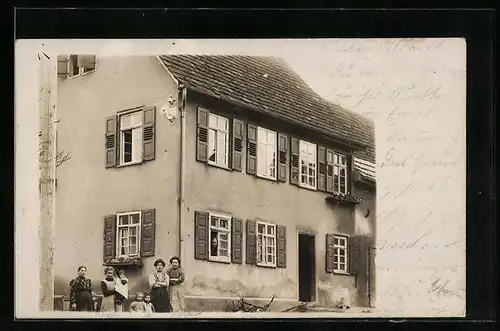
[{"left": 38, "top": 54, "right": 56, "bottom": 311}]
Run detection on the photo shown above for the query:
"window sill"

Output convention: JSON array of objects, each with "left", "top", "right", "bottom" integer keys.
[
  {"left": 333, "top": 271, "right": 351, "bottom": 276},
  {"left": 117, "top": 160, "right": 143, "bottom": 168},
  {"left": 325, "top": 193, "right": 363, "bottom": 205},
  {"left": 256, "top": 173, "right": 278, "bottom": 182},
  {"left": 299, "top": 184, "right": 317, "bottom": 191},
  {"left": 256, "top": 263, "right": 277, "bottom": 268},
  {"left": 66, "top": 69, "right": 96, "bottom": 80},
  {"left": 208, "top": 256, "right": 231, "bottom": 264},
  {"left": 103, "top": 257, "right": 143, "bottom": 267},
  {"left": 206, "top": 161, "right": 232, "bottom": 172}
]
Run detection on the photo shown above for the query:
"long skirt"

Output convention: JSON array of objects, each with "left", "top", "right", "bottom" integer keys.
[
  {"left": 100, "top": 294, "right": 115, "bottom": 312},
  {"left": 151, "top": 286, "right": 170, "bottom": 312},
  {"left": 169, "top": 284, "right": 186, "bottom": 312},
  {"left": 75, "top": 290, "right": 94, "bottom": 311}
]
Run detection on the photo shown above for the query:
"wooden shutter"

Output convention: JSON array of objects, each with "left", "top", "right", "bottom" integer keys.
[
  {"left": 325, "top": 233, "right": 334, "bottom": 273},
  {"left": 194, "top": 211, "right": 209, "bottom": 260},
  {"left": 290, "top": 138, "right": 300, "bottom": 185},
  {"left": 317, "top": 146, "right": 327, "bottom": 191},
  {"left": 277, "top": 134, "right": 288, "bottom": 182},
  {"left": 349, "top": 236, "right": 362, "bottom": 275},
  {"left": 246, "top": 124, "right": 257, "bottom": 175},
  {"left": 77, "top": 55, "right": 97, "bottom": 70},
  {"left": 347, "top": 153, "right": 354, "bottom": 194},
  {"left": 140, "top": 209, "right": 156, "bottom": 257},
  {"left": 276, "top": 225, "right": 286, "bottom": 268},
  {"left": 326, "top": 149, "right": 334, "bottom": 193},
  {"left": 57, "top": 55, "right": 69, "bottom": 76},
  {"left": 231, "top": 218, "right": 243, "bottom": 264},
  {"left": 245, "top": 219, "right": 257, "bottom": 265},
  {"left": 142, "top": 106, "right": 156, "bottom": 161},
  {"left": 105, "top": 116, "right": 117, "bottom": 168},
  {"left": 232, "top": 119, "right": 244, "bottom": 171},
  {"left": 103, "top": 215, "right": 117, "bottom": 262},
  {"left": 196, "top": 108, "right": 209, "bottom": 162}
]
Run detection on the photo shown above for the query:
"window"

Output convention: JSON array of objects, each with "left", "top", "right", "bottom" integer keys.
[
  {"left": 208, "top": 113, "right": 229, "bottom": 168},
  {"left": 299, "top": 140, "right": 317, "bottom": 190},
  {"left": 67, "top": 55, "right": 97, "bottom": 78},
  {"left": 333, "top": 235, "right": 348, "bottom": 273},
  {"left": 209, "top": 213, "right": 232, "bottom": 262},
  {"left": 257, "top": 222, "right": 276, "bottom": 267},
  {"left": 257, "top": 127, "right": 277, "bottom": 180},
  {"left": 333, "top": 152, "right": 348, "bottom": 194},
  {"left": 119, "top": 110, "right": 143, "bottom": 165},
  {"left": 116, "top": 212, "right": 141, "bottom": 257}
]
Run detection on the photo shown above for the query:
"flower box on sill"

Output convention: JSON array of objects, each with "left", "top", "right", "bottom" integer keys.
[
  {"left": 325, "top": 192, "right": 363, "bottom": 205},
  {"left": 103, "top": 256, "right": 143, "bottom": 268}
]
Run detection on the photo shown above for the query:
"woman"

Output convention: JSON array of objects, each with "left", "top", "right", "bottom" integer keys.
[
  {"left": 149, "top": 259, "right": 170, "bottom": 312},
  {"left": 69, "top": 265, "right": 94, "bottom": 311},
  {"left": 167, "top": 256, "right": 186, "bottom": 312},
  {"left": 100, "top": 266, "right": 119, "bottom": 312}
]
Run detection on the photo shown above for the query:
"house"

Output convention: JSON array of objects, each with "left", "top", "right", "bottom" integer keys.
[{"left": 53, "top": 54, "right": 376, "bottom": 311}]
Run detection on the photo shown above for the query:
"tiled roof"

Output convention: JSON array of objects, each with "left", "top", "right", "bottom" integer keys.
[{"left": 159, "top": 55, "right": 375, "bottom": 161}]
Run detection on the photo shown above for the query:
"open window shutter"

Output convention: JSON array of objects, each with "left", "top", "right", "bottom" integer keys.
[
  {"left": 246, "top": 124, "right": 257, "bottom": 175},
  {"left": 140, "top": 209, "right": 156, "bottom": 257},
  {"left": 290, "top": 138, "right": 300, "bottom": 185},
  {"left": 196, "top": 108, "right": 209, "bottom": 162},
  {"left": 103, "top": 215, "right": 117, "bottom": 262},
  {"left": 349, "top": 236, "right": 362, "bottom": 275},
  {"left": 245, "top": 219, "right": 257, "bottom": 265},
  {"left": 105, "top": 116, "right": 118, "bottom": 168},
  {"left": 277, "top": 134, "right": 288, "bottom": 182},
  {"left": 277, "top": 225, "right": 286, "bottom": 268},
  {"left": 194, "top": 211, "right": 209, "bottom": 260},
  {"left": 142, "top": 106, "right": 156, "bottom": 161},
  {"left": 231, "top": 218, "right": 243, "bottom": 264},
  {"left": 77, "top": 55, "right": 97, "bottom": 70},
  {"left": 326, "top": 149, "right": 334, "bottom": 193},
  {"left": 232, "top": 119, "right": 244, "bottom": 171},
  {"left": 347, "top": 153, "right": 354, "bottom": 194},
  {"left": 57, "top": 55, "right": 69, "bottom": 76},
  {"left": 317, "top": 146, "right": 327, "bottom": 191},
  {"left": 325, "top": 233, "right": 334, "bottom": 273}
]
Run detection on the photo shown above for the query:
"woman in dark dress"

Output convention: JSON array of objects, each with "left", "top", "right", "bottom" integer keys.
[
  {"left": 148, "top": 259, "right": 170, "bottom": 312},
  {"left": 69, "top": 265, "right": 94, "bottom": 311}
]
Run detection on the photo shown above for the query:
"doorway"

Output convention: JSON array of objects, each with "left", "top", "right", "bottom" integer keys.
[{"left": 298, "top": 233, "right": 316, "bottom": 302}]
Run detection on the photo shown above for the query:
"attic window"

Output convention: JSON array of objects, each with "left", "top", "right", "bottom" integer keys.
[{"left": 57, "top": 55, "right": 97, "bottom": 78}]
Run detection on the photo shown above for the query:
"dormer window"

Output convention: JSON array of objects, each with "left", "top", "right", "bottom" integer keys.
[{"left": 57, "top": 54, "right": 97, "bottom": 78}]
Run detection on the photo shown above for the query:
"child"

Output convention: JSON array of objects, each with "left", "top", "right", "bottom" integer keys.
[
  {"left": 129, "top": 292, "right": 147, "bottom": 313},
  {"left": 144, "top": 292, "right": 155, "bottom": 313},
  {"left": 114, "top": 269, "right": 129, "bottom": 312}
]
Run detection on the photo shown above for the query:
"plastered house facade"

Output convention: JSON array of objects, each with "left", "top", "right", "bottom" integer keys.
[{"left": 53, "top": 55, "right": 376, "bottom": 311}]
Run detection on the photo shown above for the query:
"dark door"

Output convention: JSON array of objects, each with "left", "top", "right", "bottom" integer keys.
[{"left": 298, "top": 233, "right": 316, "bottom": 302}]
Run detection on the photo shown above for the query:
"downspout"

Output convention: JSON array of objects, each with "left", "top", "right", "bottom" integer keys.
[{"left": 178, "top": 84, "right": 187, "bottom": 263}]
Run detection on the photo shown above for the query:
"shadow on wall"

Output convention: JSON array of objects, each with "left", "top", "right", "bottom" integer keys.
[{"left": 189, "top": 275, "right": 296, "bottom": 299}]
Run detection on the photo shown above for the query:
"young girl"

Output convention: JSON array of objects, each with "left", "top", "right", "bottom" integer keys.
[
  {"left": 100, "top": 267, "right": 117, "bottom": 312},
  {"left": 144, "top": 292, "right": 155, "bottom": 314},
  {"left": 129, "top": 292, "right": 146, "bottom": 313},
  {"left": 114, "top": 269, "right": 128, "bottom": 311}
]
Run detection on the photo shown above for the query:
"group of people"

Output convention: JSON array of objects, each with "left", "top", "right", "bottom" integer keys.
[{"left": 68, "top": 257, "right": 186, "bottom": 313}]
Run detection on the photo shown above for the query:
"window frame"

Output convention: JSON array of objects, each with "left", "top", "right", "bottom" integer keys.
[
  {"left": 66, "top": 55, "right": 97, "bottom": 79},
  {"left": 256, "top": 126, "right": 278, "bottom": 180},
  {"left": 333, "top": 152, "right": 348, "bottom": 194},
  {"left": 115, "top": 211, "right": 142, "bottom": 258},
  {"left": 298, "top": 139, "right": 318, "bottom": 190},
  {"left": 333, "top": 234, "right": 349, "bottom": 274},
  {"left": 118, "top": 109, "right": 144, "bottom": 167},
  {"left": 256, "top": 221, "right": 277, "bottom": 268},
  {"left": 207, "top": 113, "right": 230, "bottom": 169},
  {"left": 208, "top": 212, "right": 232, "bottom": 263}
]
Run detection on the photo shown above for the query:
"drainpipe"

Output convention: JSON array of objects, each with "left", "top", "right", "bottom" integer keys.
[{"left": 178, "top": 84, "right": 187, "bottom": 263}]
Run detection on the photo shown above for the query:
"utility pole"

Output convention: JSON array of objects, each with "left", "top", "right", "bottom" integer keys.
[{"left": 38, "top": 53, "right": 57, "bottom": 311}]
